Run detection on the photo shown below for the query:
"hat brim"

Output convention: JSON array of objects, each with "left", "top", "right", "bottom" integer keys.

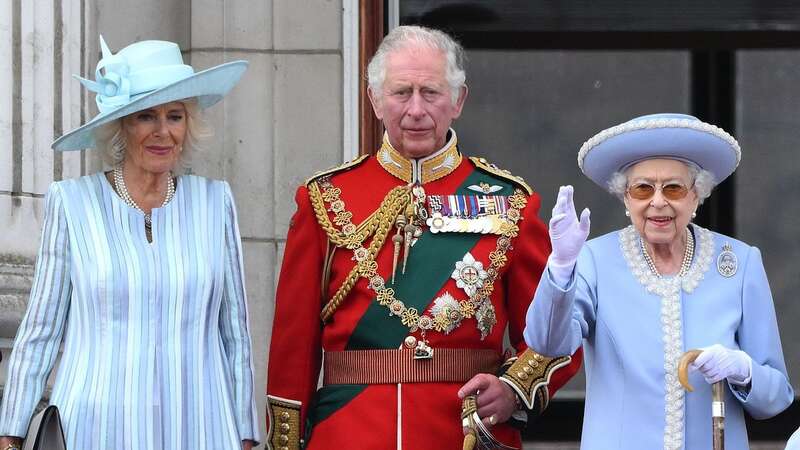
[
  {"left": 52, "top": 60, "right": 248, "bottom": 151},
  {"left": 579, "top": 118, "right": 741, "bottom": 189}
]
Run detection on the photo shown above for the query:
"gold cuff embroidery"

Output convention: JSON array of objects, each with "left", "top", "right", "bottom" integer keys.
[
  {"left": 499, "top": 349, "right": 572, "bottom": 411},
  {"left": 267, "top": 395, "right": 302, "bottom": 450}
]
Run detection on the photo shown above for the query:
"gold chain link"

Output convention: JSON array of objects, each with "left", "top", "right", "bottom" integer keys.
[
  {"left": 310, "top": 178, "right": 413, "bottom": 321},
  {"left": 311, "top": 177, "right": 528, "bottom": 338}
]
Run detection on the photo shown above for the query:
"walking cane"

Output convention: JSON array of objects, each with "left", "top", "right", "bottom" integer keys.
[{"left": 678, "top": 349, "right": 725, "bottom": 450}]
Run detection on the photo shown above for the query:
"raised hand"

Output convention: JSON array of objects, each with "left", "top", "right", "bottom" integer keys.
[{"left": 547, "top": 186, "right": 590, "bottom": 287}]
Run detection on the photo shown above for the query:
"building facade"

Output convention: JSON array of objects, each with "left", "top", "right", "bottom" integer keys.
[{"left": 0, "top": 0, "right": 351, "bottom": 443}]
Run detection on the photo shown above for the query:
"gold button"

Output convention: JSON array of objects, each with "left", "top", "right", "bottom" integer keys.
[
  {"left": 280, "top": 423, "right": 290, "bottom": 433},
  {"left": 524, "top": 366, "right": 533, "bottom": 374},
  {"left": 280, "top": 411, "right": 290, "bottom": 422},
  {"left": 280, "top": 447, "right": 289, "bottom": 450},
  {"left": 534, "top": 354, "right": 544, "bottom": 361},
  {"left": 517, "top": 372, "right": 528, "bottom": 380},
  {"left": 528, "top": 360, "right": 539, "bottom": 368},
  {"left": 279, "top": 435, "right": 289, "bottom": 444},
  {"left": 404, "top": 336, "right": 417, "bottom": 349}
]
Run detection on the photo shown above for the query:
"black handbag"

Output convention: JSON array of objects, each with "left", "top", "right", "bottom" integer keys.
[{"left": 22, "top": 405, "right": 66, "bottom": 450}]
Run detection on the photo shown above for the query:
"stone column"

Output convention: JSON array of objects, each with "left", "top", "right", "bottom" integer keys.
[
  {"left": 0, "top": 2, "right": 347, "bottom": 443},
  {"left": 0, "top": 0, "right": 86, "bottom": 385}
]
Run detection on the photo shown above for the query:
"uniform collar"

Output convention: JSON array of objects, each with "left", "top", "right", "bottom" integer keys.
[{"left": 377, "top": 129, "right": 462, "bottom": 184}]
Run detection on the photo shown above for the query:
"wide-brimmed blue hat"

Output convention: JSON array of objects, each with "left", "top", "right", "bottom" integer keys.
[
  {"left": 52, "top": 36, "right": 248, "bottom": 151},
  {"left": 577, "top": 113, "right": 741, "bottom": 189}
]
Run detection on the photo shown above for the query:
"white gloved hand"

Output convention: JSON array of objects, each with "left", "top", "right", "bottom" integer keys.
[
  {"left": 548, "top": 186, "right": 591, "bottom": 288},
  {"left": 690, "top": 344, "right": 753, "bottom": 386}
]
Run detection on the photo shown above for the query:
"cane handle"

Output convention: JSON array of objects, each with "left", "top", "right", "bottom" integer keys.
[{"left": 678, "top": 349, "right": 703, "bottom": 392}]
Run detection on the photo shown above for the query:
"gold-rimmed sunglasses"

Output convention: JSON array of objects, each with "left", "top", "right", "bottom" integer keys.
[{"left": 626, "top": 182, "right": 692, "bottom": 201}]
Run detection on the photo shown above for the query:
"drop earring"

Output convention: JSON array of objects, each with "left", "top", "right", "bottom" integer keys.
[
  {"left": 691, "top": 211, "right": 697, "bottom": 219},
  {"left": 625, "top": 210, "right": 631, "bottom": 217}
]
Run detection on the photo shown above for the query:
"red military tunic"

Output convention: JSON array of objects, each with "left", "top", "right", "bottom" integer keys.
[{"left": 266, "top": 132, "right": 582, "bottom": 450}]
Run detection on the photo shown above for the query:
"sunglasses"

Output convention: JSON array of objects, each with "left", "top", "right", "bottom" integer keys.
[{"left": 626, "top": 182, "right": 692, "bottom": 201}]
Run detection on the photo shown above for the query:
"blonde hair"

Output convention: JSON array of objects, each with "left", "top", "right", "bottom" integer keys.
[{"left": 93, "top": 99, "right": 212, "bottom": 170}]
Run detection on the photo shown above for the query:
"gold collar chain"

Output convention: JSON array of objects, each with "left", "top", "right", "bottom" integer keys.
[
  {"left": 377, "top": 132, "right": 462, "bottom": 184},
  {"left": 312, "top": 175, "right": 529, "bottom": 343}
]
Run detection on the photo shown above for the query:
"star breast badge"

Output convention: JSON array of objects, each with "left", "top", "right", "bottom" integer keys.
[{"left": 451, "top": 252, "right": 489, "bottom": 297}]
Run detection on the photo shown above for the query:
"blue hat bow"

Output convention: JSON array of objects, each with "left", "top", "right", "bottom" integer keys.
[
  {"left": 75, "top": 38, "right": 131, "bottom": 112},
  {"left": 53, "top": 35, "right": 248, "bottom": 151},
  {"left": 74, "top": 36, "right": 195, "bottom": 114}
]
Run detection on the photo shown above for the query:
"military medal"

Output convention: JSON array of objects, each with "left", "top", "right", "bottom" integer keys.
[
  {"left": 717, "top": 242, "right": 738, "bottom": 277},
  {"left": 475, "top": 301, "right": 497, "bottom": 340},
  {"left": 312, "top": 167, "right": 529, "bottom": 345},
  {"left": 427, "top": 212, "right": 446, "bottom": 233},
  {"left": 426, "top": 194, "right": 511, "bottom": 235},
  {"left": 452, "top": 252, "right": 489, "bottom": 297},
  {"left": 430, "top": 292, "right": 464, "bottom": 334}
]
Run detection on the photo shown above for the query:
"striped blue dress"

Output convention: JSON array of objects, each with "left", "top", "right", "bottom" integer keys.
[{"left": 0, "top": 173, "right": 260, "bottom": 449}]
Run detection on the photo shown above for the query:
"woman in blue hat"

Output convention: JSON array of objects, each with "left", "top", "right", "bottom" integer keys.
[
  {"left": 0, "top": 38, "right": 259, "bottom": 449},
  {"left": 524, "top": 114, "right": 792, "bottom": 449}
]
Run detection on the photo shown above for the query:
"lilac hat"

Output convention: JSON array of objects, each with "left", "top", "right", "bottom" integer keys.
[
  {"left": 52, "top": 36, "right": 248, "bottom": 151},
  {"left": 577, "top": 113, "right": 741, "bottom": 189}
]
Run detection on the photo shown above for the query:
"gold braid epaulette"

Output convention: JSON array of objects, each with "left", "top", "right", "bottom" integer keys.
[
  {"left": 307, "top": 180, "right": 386, "bottom": 248},
  {"left": 469, "top": 156, "right": 533, "bottom": 195},
  {"left": 308, "top": 178, "right": 413, "bottom": 321},
  {"left": 305, "top": 154, "right": 369, "bottom": 186}
]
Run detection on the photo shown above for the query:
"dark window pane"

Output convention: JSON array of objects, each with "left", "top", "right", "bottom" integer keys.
[
  {"left": 458, "top": 49, "right": 690, "bottom": 271},
  {"left": 736, "top": 50, "right": 800, "bottom": 385}
]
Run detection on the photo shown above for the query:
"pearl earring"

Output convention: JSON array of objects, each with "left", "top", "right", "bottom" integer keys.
[
  {"left": 691, "top": 211, "right": 697, "bottom": 219},
  {"left": 625, "top": 210, "right": 631, "bottom": 217}
]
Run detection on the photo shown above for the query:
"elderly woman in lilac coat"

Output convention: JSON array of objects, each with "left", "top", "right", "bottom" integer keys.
[{"left": 524, "top": 113, "right": 792, "bottom": 450}]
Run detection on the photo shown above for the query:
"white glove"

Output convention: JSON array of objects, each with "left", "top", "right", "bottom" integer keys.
[
  {"left": 548, "top": 186, "right": 591, "bottom": 287},
  {"left": 690, "top": 344, "right": 753, "bottom": 386}
]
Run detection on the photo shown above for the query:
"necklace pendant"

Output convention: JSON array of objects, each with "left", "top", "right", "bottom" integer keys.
[
  {"left": 112, "top": 164, "right": 176, "bottom": 217},
  {"left": 413, "top": 340, "right": 434, "bottom": 360}
]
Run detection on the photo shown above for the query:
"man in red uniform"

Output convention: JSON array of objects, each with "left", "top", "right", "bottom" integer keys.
[{"left": 265, "top": 25, "right": 581, "bottom": 450}]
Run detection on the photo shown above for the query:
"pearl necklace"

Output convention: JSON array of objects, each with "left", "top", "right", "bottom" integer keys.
[
  {"left": 113, "top": 164, "right": 175, "bottom": 228},
  {"left": 639, "top": 228, "right": 694, "bottom": 278}
]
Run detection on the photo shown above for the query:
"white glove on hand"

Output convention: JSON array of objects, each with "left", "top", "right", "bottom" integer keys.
[
  {"left": 690, "top": 344, "right": 753, "bottom": 386},
  {"left": 548, "top": 186, "right": 591, "bottom": 287}
]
